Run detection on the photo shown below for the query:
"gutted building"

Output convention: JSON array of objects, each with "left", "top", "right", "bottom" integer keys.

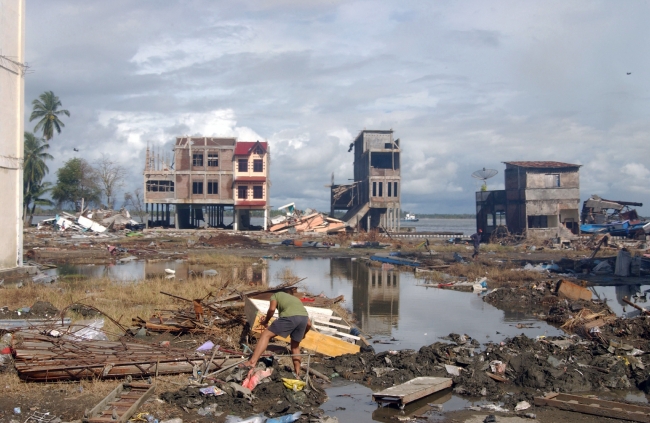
[
  {"left": 476, "top": 161, "right": 581, "bottom": 240},
  {"left": 143, "top": 137, "right": 269, "bottom": 230},
  {"left": 331, "top": 130, "right": 401, "bottom": 231}
]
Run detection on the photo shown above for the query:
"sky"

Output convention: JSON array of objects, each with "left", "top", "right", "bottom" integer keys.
[{"left": 23, "top": 0, "right": 650, "bottom": 214}]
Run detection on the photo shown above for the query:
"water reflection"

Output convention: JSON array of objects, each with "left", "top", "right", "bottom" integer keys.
[
  {"left": 51, "top": 257, "right": 563, "bottom": 349},
  {"left": 53, "top": 260, "right": 269, "bottom": 285}
]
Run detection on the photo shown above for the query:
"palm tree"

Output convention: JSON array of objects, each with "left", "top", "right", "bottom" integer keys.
[
  {"left": 25, "top": 182, "right": 54, "bottom": 226},
  {"left": 23, "top": 132, "right": 53, "bottom": 222},
  {"left": 29, "top": 91, "right": 70, "bottom": 140}
]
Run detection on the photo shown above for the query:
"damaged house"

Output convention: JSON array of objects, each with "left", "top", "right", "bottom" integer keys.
[
  {"left": 476, "top": 161, "right": 582, "bottom": 240},
  {"left": 330, "top": 130, "right": 401, "bottom": 231},
  {"left": 143, "top": 137, "right": 270, "bottom": 230}
]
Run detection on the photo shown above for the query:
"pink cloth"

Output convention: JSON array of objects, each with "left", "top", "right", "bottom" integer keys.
[{"left": 242, "top": 367, "right": 274, "bottom": 390}]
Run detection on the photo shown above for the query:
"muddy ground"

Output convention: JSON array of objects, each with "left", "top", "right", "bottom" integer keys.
[{"left": 3, "top": 229, "right": 650, "bottom": 422}]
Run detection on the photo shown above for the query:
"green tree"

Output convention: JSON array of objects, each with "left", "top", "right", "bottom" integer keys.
[
  {"left": 52, "top": 158, "right": 101, "bottom": 210},
  {"left": 29, "top": 91, "right": 70, "bottom": 140},
  {"left": 23, "top": 132, "right": 53, "bottom": 223},
  {"left": 25, "top": 182, "right": 54, "bottom": 226}
]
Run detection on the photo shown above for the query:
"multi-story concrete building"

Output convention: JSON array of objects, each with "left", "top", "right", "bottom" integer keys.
[
  {"left": 143, "top": 137, "right": 269, "bottom": 230},
  {"left": 233, "top": 141, "right": 270, "bottom": 230},
  {"left": 0, "top": 0, "right": 26, "bottom": 273},
  {"left": 476, "top": 161, "right": 581, "bottom": 240},
  {"left": 330, "top": 130, "right": 401, "bottom": 231}
]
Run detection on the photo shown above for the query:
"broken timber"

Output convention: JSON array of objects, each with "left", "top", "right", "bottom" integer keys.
[
  {"left": 372, "top": 377, "right": 452, "bottom": 408},
  {"left": 12, "top": 333, "right": 241, "bottom": 382},
  {"left": 534, "top": 393, "right": 650, "bottom": 422},
  {"left": 83, "top": 381, "right": 154, "bottom": 423}
]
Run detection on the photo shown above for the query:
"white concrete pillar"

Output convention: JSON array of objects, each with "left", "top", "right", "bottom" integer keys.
[{"left": 263, "top": 208, "right": 268, "bottom": 230}]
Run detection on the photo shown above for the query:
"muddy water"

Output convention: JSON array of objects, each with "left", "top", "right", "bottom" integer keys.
[{"left": 50, "top": 257, "right": 568, "bottom": 421}]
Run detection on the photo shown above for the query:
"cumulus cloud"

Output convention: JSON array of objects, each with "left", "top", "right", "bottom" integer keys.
[{"left": 23, "top": 0, "right": 650, "bottom": 214}]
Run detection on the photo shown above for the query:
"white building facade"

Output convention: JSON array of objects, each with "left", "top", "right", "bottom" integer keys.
[{"left": 0, "top": 0, "right": 26, "bottom": 270}]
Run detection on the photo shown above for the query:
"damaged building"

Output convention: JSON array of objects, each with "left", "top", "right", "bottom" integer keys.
[
  {"left": 143, "top": 137, "right": 270, "bottom": 230},
  {"left": 476, "top": 161, "right": 582, "bottom": 240},
  {"left": 330, "top": 130, "right": 401, "bottom": 231}
]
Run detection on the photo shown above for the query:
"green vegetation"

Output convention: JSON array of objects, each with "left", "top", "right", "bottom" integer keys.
[
  {"left": 29, "top": 91, "right": 70, "bottom": 141},
  {"left": 23, "top": 132, "right": 54, "bottom": 224},
  {"left": 51, "top": 158, "right": 102, "bottom": 209}
]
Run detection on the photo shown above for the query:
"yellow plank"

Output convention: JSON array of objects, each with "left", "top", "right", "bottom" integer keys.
[{"left": 246, "top": 302, "right": 359, "bottom": 357}]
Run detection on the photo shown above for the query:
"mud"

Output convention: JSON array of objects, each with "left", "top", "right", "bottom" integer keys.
[
  {"left": 316, "top": 331, "right": 650, "bottom": 410},
  {"left": 0, "top": 301, "right": 59, "bottom": 320},
  {"left": 161, "top": 361, "right": 327, "bottom": 419}
]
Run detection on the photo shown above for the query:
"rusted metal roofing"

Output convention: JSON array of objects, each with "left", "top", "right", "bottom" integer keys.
[
  {"left": 234, "top": 141, "right": 268, "bottom": 155},
  {"left": 503, "top": 161, "right": 581, "bottom": 169},
  {"left": 235, "top": 176, "right": 267, "bottom": 182}
]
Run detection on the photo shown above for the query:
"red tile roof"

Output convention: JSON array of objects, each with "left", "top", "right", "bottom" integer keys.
[
  {"left": 503, "top": 161, "right": 581, "bottom": 169},
  {"left": 234, "top": 141, "right": 267, "bottom": 155},
  {"left": 235, "top": 176, "right": 267, "bottom": 182}
]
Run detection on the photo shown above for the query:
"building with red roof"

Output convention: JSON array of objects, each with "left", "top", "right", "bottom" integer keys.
[{"left": 143, "top": 137, "right": 270, "bottom": 230}]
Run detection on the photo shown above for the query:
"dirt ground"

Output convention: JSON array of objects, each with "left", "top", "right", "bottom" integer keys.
[{"left": 3, "top": 229, "right": 649, "bottom": 422}]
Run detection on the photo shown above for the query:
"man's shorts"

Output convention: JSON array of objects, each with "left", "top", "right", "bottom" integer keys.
[{"left": 268, "top": 315, "right": 309, "bottom": 342}]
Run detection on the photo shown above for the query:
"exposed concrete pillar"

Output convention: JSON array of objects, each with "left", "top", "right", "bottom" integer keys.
[
  {"left": 263, "top": 208, "right": 268, "bottom": 231},
  {"left": 0, "top": 0, "right": 26, "bottom": 271}
]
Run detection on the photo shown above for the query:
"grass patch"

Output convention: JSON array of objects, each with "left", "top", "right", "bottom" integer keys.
[{"left": 0, "top": 267, "right": 255, "bottom": 338}]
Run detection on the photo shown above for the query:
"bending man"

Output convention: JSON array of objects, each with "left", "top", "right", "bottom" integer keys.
[{"left": 242, "top": 291, "right": 312, "bottom": 376}]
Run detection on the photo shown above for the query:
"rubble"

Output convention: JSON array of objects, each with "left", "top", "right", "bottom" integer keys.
[{"left": 269, "top": 206, "right": 347, "bottom": 235}]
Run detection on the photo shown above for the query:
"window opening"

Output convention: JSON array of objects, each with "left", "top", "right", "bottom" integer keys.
[
  {"left": 253, "top": 159, "right": 263, "bottom": 172},
  {"left": 207, "top": 154, "right": 218, "bottom": 167},
  {"left": 192, "top": 154, "right": 203, "bottom": 167},
  {"left": 192, "top": 181, "right": 203, "bottom": 194},
  {"left": 207, "top": 181, "right": 218, "bottom": 194},
  {"left": 253, "top": 186, "right": 263, "bottom": 199},
  {"left": 146, "top": 180, "right": 174, "bottom": 192},
  {"left": 238, "top": 159, "right": 248, "bottom": 172},
  {"left": 237, "top": 186, "right": 248, "bottom": 199}
]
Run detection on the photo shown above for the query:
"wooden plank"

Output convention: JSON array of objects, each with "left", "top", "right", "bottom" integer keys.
[
  {"left": 534, "top": 393, "right": 650, "bottom": 422},
  {"left": 83, "top": 383, "right": 124, "bottom": 422},
  {"left": 312, "top": 324, "right": 361, "bottom": 340},
  {"left": 118, "top": 384, "right": 155, "bottom": 423},
  {"left": 245, "top": 298, "right": 359, "bottom": 357},
  {"left": 372, "top": 377, "right": 453, "bottom": 407}
]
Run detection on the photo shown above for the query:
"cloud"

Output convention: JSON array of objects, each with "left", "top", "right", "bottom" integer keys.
[{"left": 23, "top": 0, "right": 650, "bottom": 214}]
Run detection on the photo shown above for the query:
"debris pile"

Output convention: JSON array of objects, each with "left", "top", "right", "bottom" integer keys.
[
  {"left": 161, "top": 359, "right": 328, "bottom": 419},
  {"left": 269, "top": 207, "right": 347, "bottom": 235},
  {"left": 317, "top": 331, "right": 650, "bottom": 410},
  {"left": 37, "top": 208, "right": 143, "bottom": 234}
]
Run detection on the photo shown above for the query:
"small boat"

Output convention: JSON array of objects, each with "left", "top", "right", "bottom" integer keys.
[
  {"left": 580, "top": 223, "right": 610, "bottom": 234},
  {"left": 370, "top": 254, "right": 421, "bottom": 267},
  {"left": 164, "top": 269, "right": 175, "bottom": 274},
  {"left": 401, "top": 213, "right": 419, "bottom": 222}
]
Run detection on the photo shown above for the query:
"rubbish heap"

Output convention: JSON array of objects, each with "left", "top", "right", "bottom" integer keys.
[
  {"left": 37, "top": 208, "right": 144, "bottom": 234},
  {"left": 268, "top": 205, "right": 347, "bottom": 235}
]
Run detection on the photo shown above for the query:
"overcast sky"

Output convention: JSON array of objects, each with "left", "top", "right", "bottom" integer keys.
[{"left": 24, "top": 1, "right": 650, "bottom": 214}]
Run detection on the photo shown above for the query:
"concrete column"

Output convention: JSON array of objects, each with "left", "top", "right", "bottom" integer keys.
[
  {"left": 174, "top": 207, "right": 179, "bottom": 229},
  {"left": 263, "top": 208, "right": 268, "bottom": 230}
]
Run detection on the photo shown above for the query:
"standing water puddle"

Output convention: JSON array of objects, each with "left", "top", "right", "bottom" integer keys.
[{"left": 51, "top": 257, "right": 570, "bottom": 421}]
